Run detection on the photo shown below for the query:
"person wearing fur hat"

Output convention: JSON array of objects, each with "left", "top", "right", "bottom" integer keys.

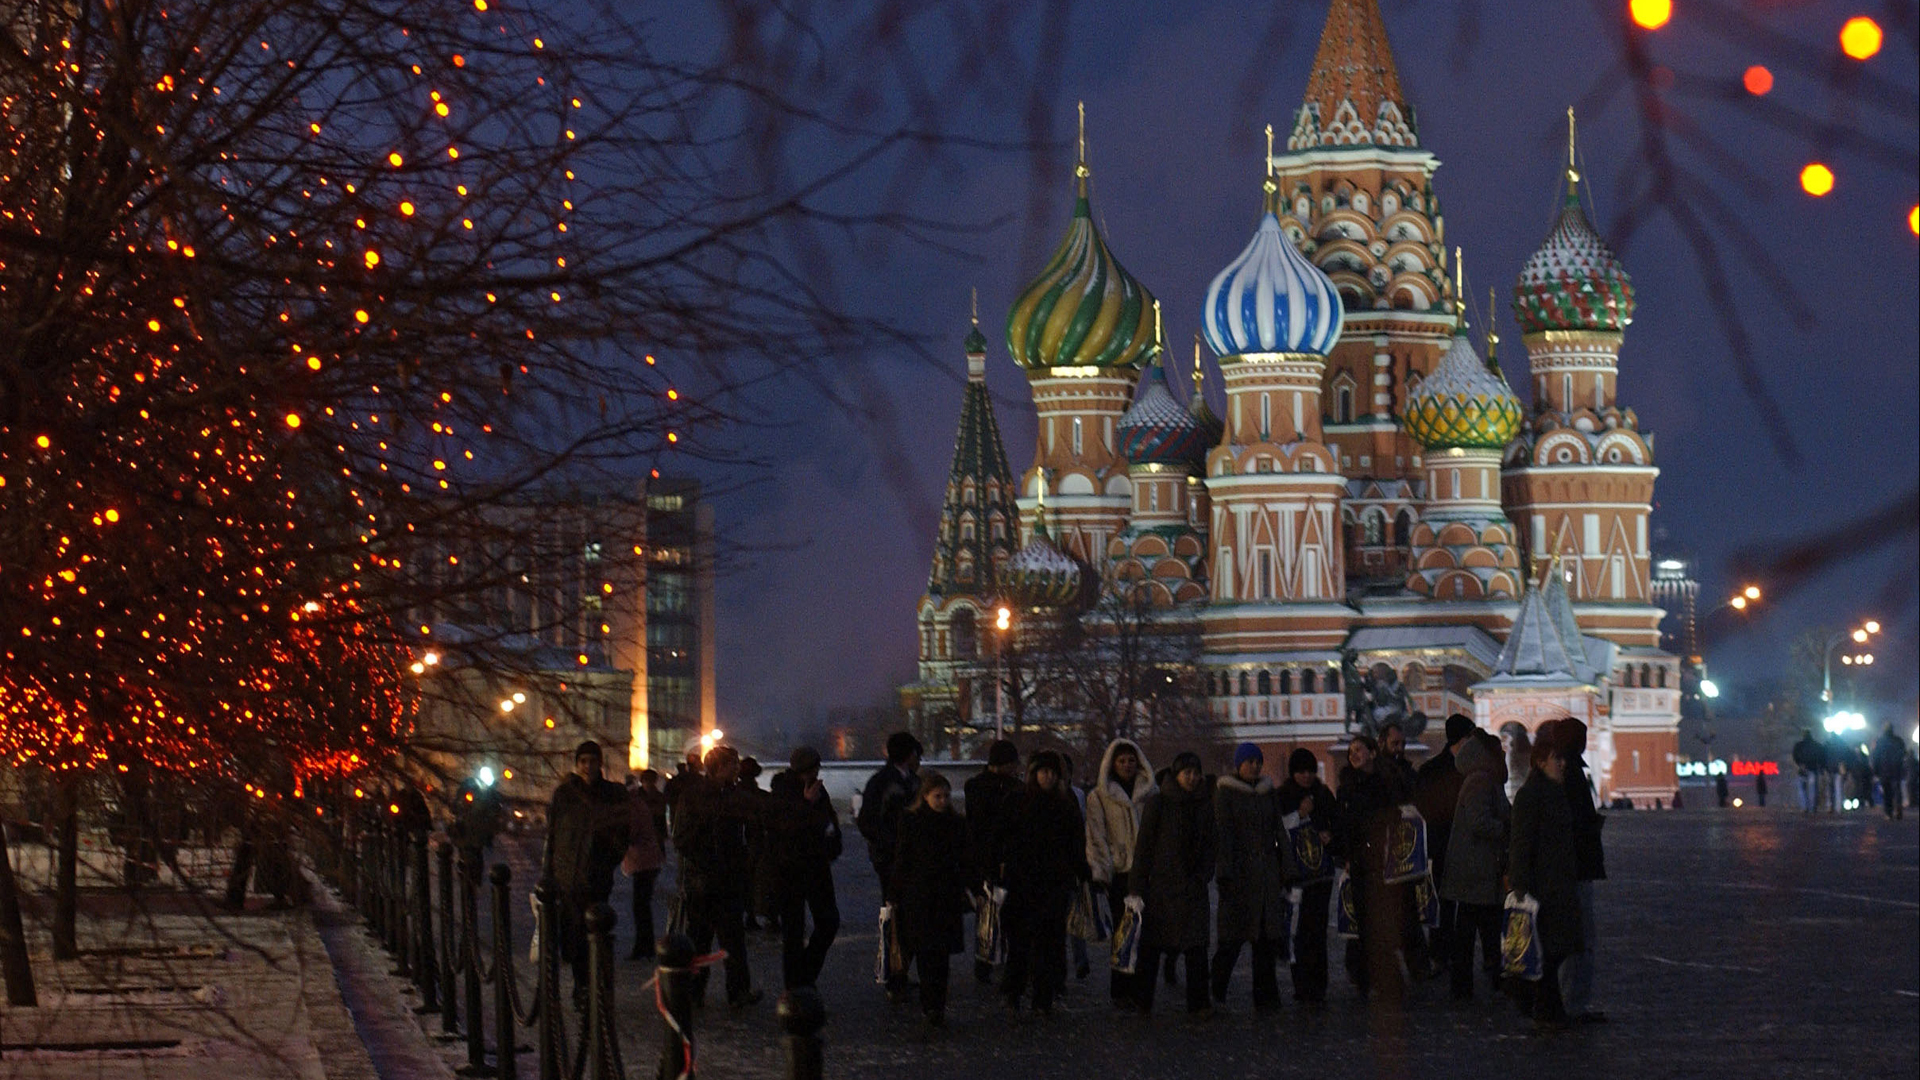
[
  {"left": 1210, "top": 743, "right": 1289, "bottom": 1011},
  {"left": 1275, "top": 747, "right": 1336, "bottom": 1005},
  {"left": 996, "top": 750, "right": 1088, "bottom": 1015},
  {"left": 1087, "top": 738, "right": 1156, "bottom": 1004}
]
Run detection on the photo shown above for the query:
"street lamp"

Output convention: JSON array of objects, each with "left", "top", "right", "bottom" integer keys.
[
  {"left": 993, "top": 605, "right": 1012, "bottom": 742},
  {"left": 1823, "top": 620, "right": 1881, "bottom": 702},
  {"left": 1700, "top": 679, "right": 1720, "bottom": 699}
]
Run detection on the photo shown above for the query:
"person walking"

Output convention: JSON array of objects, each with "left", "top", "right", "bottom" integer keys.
[
  {"left": 1556, "top": 720, "right": 1607, "bottom": 1023},
  {"left": 1416, "top": 715, "right": 1476, "bottom": 973},
  {"left": 671, "top": 745, "right": 763, "bottom": 1007},
  {"left": 890, "top": 772, "right": 970, "bottom": 1028},
  {"left": 621, "top": 774, "right": 666, "bottom": 961},
  {"left": 1211, "top": 743, "right": 1288, "bottom": 1012},
  {"left": 1791, "top": 730, "right": 1824, "bottom": 813},
  {"left": 738, "top": 757, "right": 780, "bottom": 933},
  {"left": 996, "top": 750, "right": 1087, "bottom": 1016},
  {"left": 1129, "top": 752, "right": 1214, "bottom": 1016},
  {"left": 543, "top": 741, "right": 633, "bottom": 1012},
  {"left": 1336, "top": 734, "right": 1400, "bottom": 1002},
  {"left": 1439, "top": 731, "right": 1509, "bottom": 1001},
  {"left": 1086, "top": 738, "right": 1156, "bottom": 1006},
  {"left": 964, "top": 739, "right": 1022, "bottom": 982},
  {"left": 859, "top": 732, "right": 921, "bottom": 1001},
  {"left": 769, "top": 747, "right": 842, "bottom": 989},
  {"left": 1275, "top": 748, "right": 1336, "bottom": 1007},
  {"left": 1509, "top": 724, "right": 1582, "bottom": 1031},
  {"left": 1870, "top": 723, "right": 1909, "bottom": 821}
]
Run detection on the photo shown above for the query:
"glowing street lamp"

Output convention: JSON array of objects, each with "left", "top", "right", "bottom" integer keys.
[
  {"left": 993, "top": 605, "right": 1013, "bottom": 742},
  {"left": 1700, "top": 679, "right": 1720, "bottom": 699},
  {"left": 1823, "top": 620, "right": 1881, "bottom": 702}
]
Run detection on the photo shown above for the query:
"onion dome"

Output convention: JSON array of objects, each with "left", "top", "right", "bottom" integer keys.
[
  {"left": 1119, "top": 361, "right": 1208, "bottom": 469},
  {"left": 1513, "top": 113, "right": 1634, "bottom": 335},
  {"left": 1202, "top": 148, "right": 1345, "bottom": 358},
  {"left": 1402, "top": 330, "right": 1524, "bottom": 450},
  {"left": 1001, "top": 508, "right": 1085, "bottom": 609},
  {"left": 1006, "top": 116, "right": 1157, "bottom": 372}
]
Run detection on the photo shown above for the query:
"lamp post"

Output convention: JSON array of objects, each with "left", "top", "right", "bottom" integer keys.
[
  {"left": 1822, "top": 620, "right": 1880, "bottom": 703},
  {"left": 993, "top": 606, "right": 1011, "bottom": 743}
]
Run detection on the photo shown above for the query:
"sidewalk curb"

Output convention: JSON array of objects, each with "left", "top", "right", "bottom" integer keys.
[{"left": 305, "top": 871, "right": 455, "bottom": 1080}]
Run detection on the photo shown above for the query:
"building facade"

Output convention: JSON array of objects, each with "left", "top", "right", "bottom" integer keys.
[{"left": 905, "top": 0, "right": 1681, "bottom": 803}]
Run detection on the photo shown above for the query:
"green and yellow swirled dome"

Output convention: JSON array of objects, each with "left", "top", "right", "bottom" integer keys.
[
  {"left": 1006, "top": 176, "right": 1157, "bottom": 372},
  {"left": 1402, "top": 332, "right": 1523, "bottom": 451}
]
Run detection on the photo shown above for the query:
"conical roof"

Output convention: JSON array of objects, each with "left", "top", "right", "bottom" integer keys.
[
  {"left": 1494, "top": 559, "right": 1598, "bottom": 683},
  {"left": 1402, "top": 331, "right": 1523, "bottom": 450},
  {"left": 1288, "top": 0, "right": 1419, "bottom": 150},
  {"left": 925, "top": 322, "right": 1018, "bottom": 601}
]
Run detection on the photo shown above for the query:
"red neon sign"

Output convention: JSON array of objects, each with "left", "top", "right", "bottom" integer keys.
[{"left": 1730, "top": 760, "right": 1779, "bottom": 778}]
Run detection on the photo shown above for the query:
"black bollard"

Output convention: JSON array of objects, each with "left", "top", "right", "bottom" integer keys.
[
  {"left": 583, "top": 903, "right": 623, "bottom": 1080},
  {"left": 437, "top": 842, "right": 460, "bottom": 1038},
  {"left": 413, "top": 828, "right": 438, "bottom": 1011},
  {"left": 777, "top": 988, "right": 825, "bottom": 1080},
  {"left": 655, "top": 932, "right": 696, "bottom": 1080},
  {"left": 488, "top": 863, "right": 520, "bottom": 1080},
  {"left": 532, "top": 879, "right": 567, "bottom": 1080},
  {"left": 455, "top": 854, "right": 494, "bottom": 1077}
]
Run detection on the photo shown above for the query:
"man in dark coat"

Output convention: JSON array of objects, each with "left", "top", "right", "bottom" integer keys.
[
  {"left": 769, "top": 746, "right": 842, "bottom": 989},
  {"left": 543, "top": 741, "right": 633, "bottom": 1010},
  {"left": 964, "top": 739, "right": 1023, "bottom": 981},
  {"left": 858, "top": 732, "right": 920, "bottom": 999},
  {"left": 1791, "top": 730, "right": 1824, "bottom": 812},
  {"left": 1510, "top": 729, "right": 1582, "bottom": 1030},
  {"left": 996, "top": 750, "right": 1087, "bottom": 1015},
  {"left": 1130, "top": 751, "right": 1214, "bottom": 1015},
  {"left": 1870, "top": 723, "right": 1909, "bottom": 820},
  {"left": 1555, "top": 719, "right": 1606, "bottom": 1023},
  {"left": 1276, "top": 748, "right": 1336, "bottom": 1005},
  {"left": 1378, "top": 722, "right": 1419, "bottom": 803},
  {"left": 1336, "top": 735, "right": 1403, "bottom": 1001},
  {"left": 889, "top": 774, "right": 970, "bottom": 1027},
  {"left": 671, "top": 745, "right": 765, "bottom": 1007},
  {"left": 1211, "top": 743, "right": 1288, "bottom": 1011},
  {"left": 1415, "top": 714, "right": 1476, "bottom": 972},
  {"left": 1439, "top": 732, "right": 1509, "bottom": 1000}
]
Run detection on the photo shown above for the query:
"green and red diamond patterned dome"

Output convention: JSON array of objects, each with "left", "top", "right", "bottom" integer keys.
[{"left": 1512, "top": 196, "right": 1635, "bottom": 335}]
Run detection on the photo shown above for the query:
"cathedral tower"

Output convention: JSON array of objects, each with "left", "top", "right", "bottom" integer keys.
[
  {"left": 1109, "top": 319, "right": 1217, "bottom": 607},
  {"left": 1503, "top": 111, "right": 1661, "bottom": 647},
  {"left": 1006, "top": 106, "right": 1157, "bottom": 567},
  {"left": 1274, "top": 0, "right": 1458, "bottom": 584}
]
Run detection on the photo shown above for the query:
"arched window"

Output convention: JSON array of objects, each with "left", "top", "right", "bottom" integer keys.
[
  {"left": 1327, "top": 668, "right": 1341, "bottom": 693},
  {"left": 1252, "top": 670, "right": 1268, "bottom": 695},
  {"left": 1279, "top": 670, "right": 1294, "bottom": 695},
  {"left": 1395, "top": 509, "right": 1415, "bottom": 547},
  {"left": 1301, "top": 670, "right": 1317, "bottom": 694},
  {"left": 1239, "top": 672, "right": 1251, "bottom": 696},
  {"left": 1656, "top": 667, "right": 1668, "bottom": 689},
  {"left": 1639, "top": 663, "right": 1652, "bottom": 688},
  {"left": 1364, "top": 512, "right": 1384, "bottom": 545},
  {"left": 950, "top": 609, "right": 976, "bottom": 660},
  {"left": 1336, "top": 386, "right": 1353, "bottom": 424}
]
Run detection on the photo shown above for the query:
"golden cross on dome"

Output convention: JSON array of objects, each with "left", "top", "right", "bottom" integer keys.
[
  {"left": 1075, "top": 101, "right": 1089, "bottom": 194},
  {"left": 1153, "top": 299, "right": 1163, "bottom": 346},
  {"left": 1486, "top": 287, "right": 1500, "bottom": 362},
  {"left": 971, "top": 286, "right": 979, "bottom": 326},
  {"left": 1566, "top": 106, "right": 1581, "bottom": 194},
  {"left": 1453, "top": 246, "right": 1468, "bottom": 323},
  {"left": 1263, "top": 124, "right": 1278, "bottom": 208},
  {"left": 1192, "top": 334, "right": 1206, "bottom": 389}
]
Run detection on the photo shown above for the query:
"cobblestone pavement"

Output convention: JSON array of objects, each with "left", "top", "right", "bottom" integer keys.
[{"left": 431, "top": 808, "right": 1916, "bottom": 1080}]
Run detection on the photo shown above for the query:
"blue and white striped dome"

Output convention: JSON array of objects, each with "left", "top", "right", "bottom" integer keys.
[{"left": 1202, "top": 212, "right": 1345, "bottom": 358}]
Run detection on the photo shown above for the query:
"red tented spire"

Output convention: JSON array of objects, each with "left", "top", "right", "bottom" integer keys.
[{"left": 1288, "top": 0, "right": 1418, "bottom": 150}]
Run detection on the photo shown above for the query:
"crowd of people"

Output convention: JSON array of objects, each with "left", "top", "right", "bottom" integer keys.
[
  {"left": 1791, "top": 722, "right": 1915, "bottom": 818},
  {"left": 527, "top": 713, "right": 1621, "bottom": 1035}
]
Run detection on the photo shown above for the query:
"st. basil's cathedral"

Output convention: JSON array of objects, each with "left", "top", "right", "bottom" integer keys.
[{"left": 904, "top": 0, "right": 1680, "bottom": 804}]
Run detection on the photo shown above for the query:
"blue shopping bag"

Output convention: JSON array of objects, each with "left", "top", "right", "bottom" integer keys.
[
  {"left": 1283, "top": 811, "right": 1333, "bottom": 886},
  {"left": 1501, "top": 892, "right": 1543, "bottom": 982},
  {"left": 1110, "top": 896, "right": 1144, "bottom": 974},
  {"left": 1067, "top": 881, "right": 1110, "bottom": 943},
  {"left": 1334, "top": 868, "right": 1358, "bottom": 939},
  {"left": 1414, "top": 872, "right": 1441, "bottom": 930},
  {"left": 1383, "top": 805, "right": 1429, "bottom": 884}
]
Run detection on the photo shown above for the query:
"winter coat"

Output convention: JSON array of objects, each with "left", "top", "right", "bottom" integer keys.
[
  {"left": 1335, "top": 765, "right": 1398, "bottom": 880},
  {"left": 544, "top": 774, "right": 632, "bottom": 900},
  {"left": 1130, "top": 782, "right": 1215, "bottom": 952},
  {"left": 1870, "top": 732, "right": 1909, "bottom": 781},
  {"left": 1414, "top": 747, "right": 1465, "bottom": 874},
  {"left": 671, "top": 774, "right": 762, "bottom": 902},
  {"left": 1275, "top": 776, "right": 1335, "bottom": 832},
  {"left": 856, "top": 765, "right": 918, "bottom": 877},
  {"left": 621, "top": 789, "right": 665, "bottom": 876},
  {"left": 1212, "top": 774, "right": 1289, "bottom": 943},
  {"left": 1791, "top": 735, "right": 1825, "bottom": 774},
  {"left": 1085, "top": 739, "right": 1157, "bottom": 884},
  {"left": 998, "top": 784, "right": 1088, "bottom": 904},
  {"left": 889, "top": 806, "right": 971, "bottom": 955},
  {"left": 1509, "top": 770, "right": 1582, "bottom": 958},
  {"left": 1380, "top": 754, "right": 1418, "bottom": 804},
  {"left": 768, "top": 769, "right": 842, "bottom": 894},
  {"left": 963, "top": 768, "right": 1022, "bottom": 884},
  {"left": 1565, "top": 752, "right": 1606, "bottom": 882},
  {"left": 1440, "top": 737, "right": 1509, "bottom": 906}
]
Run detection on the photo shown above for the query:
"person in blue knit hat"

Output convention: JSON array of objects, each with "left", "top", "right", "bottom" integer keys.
[{"left": 1211, "top": 742, "right": 1288, "bottom": 1011}]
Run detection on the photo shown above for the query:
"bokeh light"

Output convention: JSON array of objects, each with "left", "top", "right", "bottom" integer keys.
[
  {"left": 1742, "top": 66, "right": 1773, "bottom": 96},
  {"left": 1839, "top": 16, "right": 1883, "bottom": 60},
  {"left": 1800, "top": 163, "right": 1835, "bottom": 197},
  {"left": 1630, "top": 0, "right": 1672, "bottom": 30}
]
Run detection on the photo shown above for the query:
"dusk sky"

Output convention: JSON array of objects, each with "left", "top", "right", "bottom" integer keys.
[{"left": 660, "top": 0, "right": 1919, "bottom": 747}]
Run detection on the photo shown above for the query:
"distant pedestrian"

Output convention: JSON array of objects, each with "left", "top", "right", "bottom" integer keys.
[
  {"left": 1336, "top": 734, "right": 1400, "bottom": 1002},
  {"left": 1440, "top": 731, "right": 1509, "bottom": 1001},
  {"left": 769, "top": 747, "right": 842, "bottom": 989},
  {"left": 671, "top": 745, "right": 764, "bottom": 1007},
  {"left": 1555, "top": 720, "right": 1607, "bottom": 1024},
  {"left": 1130, "top": 751, "right": 1214, "bottom": 1016},
  {"left": 964, "top": 739, "right": 1022, "bottom": 982},
  {"left": 859, "top": 732, "right": 921, "bottom": 1001},
  {"left": 1754, "top": 769, "right": 1768, "bottom": 808},
  {"left": 1211, "top": 742, "right": 1288, "bottom": 1012},
  {"left": 996, "top": 750, "right": 1087, "bottom": 1016},
  {"left": 1275, "top": 748, "right": 1335, "bottom": 1006},
  {"left": 1791, "top": 730, "right": 1823, "bottom": 813},
  {"left": 543, "top": 741, "right": 632, "bottom": 1012},
  {"left": 620, "top": 774, "right": 665, "bottom": 960},
  {"left": 889, "top": 772, "right": 970, "bottom": 1028},
  {"left": 738, "top": 756, "right": 779, "bottom": 932},
  {"left": 1823, "top": 734, "right": 1849, "bottom": 811},
  {"left": 1509, "top": 728, "right": 1582, "bottom": 1031},
  {"left": 1714, "top": 771, "right": 1730, "bottom": 809},
  {"left": 1086, "top": 738, "right": 1155, "bottom": 1006},
  {"left": 1870, "top": 724, "right": 1909, "bottom": 821}
]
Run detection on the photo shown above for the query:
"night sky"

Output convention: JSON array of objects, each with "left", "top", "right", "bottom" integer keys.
[{"left": 658, "top": 1, "right": 1918, "bottom": 749}]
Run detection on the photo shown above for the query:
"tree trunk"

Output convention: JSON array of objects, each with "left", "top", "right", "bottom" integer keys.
[
  {"left": 0, "top": 823, "right": 37, "bottom": 1005},
  {"left": 52, "top": 780, "right": 78, "bottom": 961}
]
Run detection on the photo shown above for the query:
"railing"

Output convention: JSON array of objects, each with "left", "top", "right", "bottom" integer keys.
[{"left": 324, "top": 816, "right": 827, "bottom": 1080}]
